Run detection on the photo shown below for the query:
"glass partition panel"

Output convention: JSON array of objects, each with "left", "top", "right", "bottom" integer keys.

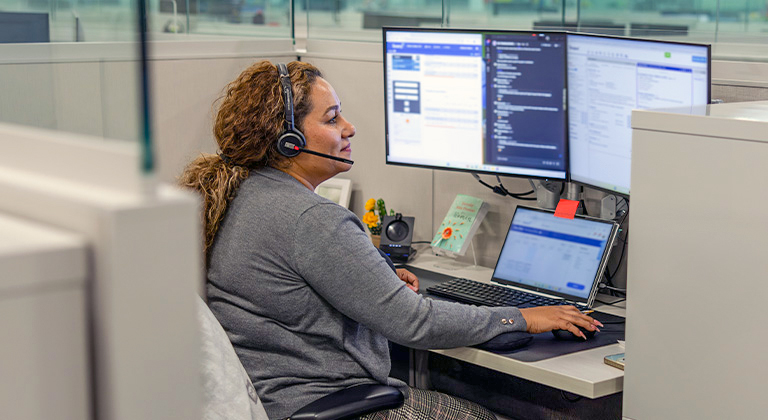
[
  {"left": 443, "top": 0, "right": 565, "bottom": 33},
  {"left": 0, "top": 0, "right": 290, "bottom": 42},
  {"left": 0, "top": 0, "right": 145, "bottom": 169},
  {"left": 303, "top": 0, "right": 768, "bottom": 62},
  {"left": 0, "top": 0, "right": 138, "bottom": 42},
  {"left": 306, "top": 0, "right": 444, "bottom": 42},
  {"left": 149, "top": 0, "right": 291, "bottom": 38},
  {"left": 572, "top": 0, "right": 768, "bottom": 44}
]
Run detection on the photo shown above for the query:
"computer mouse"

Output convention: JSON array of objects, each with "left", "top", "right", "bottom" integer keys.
[{"left": 551, "top": 327, "right": 597, "bottom": 341}]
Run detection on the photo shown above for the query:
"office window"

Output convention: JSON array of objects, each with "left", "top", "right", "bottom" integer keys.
[{"left": 304, "top": 0, "right": 768, "bottom": 53}]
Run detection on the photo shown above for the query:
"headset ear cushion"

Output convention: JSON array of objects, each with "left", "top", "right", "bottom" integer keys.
[{"left": 276, "top": 130, "right": 306, "bottom": 157}]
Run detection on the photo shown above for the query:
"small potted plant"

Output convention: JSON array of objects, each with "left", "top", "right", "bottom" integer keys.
[{"left": 363, "top": 198, "right": 393, "bottom": 248}]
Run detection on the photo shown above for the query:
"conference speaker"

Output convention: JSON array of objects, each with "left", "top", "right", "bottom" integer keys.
[{"left": 379, "top": 213, "right": 415, "bottom": 263}]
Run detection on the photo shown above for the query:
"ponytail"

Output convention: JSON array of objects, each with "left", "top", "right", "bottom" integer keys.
[{"left": 178, "top": 153, "right": 249, "bottom": 262}]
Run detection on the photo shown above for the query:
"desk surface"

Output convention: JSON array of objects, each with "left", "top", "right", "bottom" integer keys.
[{"left": 407, "top": 253, "right": 625, "bottom": 399}]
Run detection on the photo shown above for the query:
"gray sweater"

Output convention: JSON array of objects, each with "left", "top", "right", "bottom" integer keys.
[{"left": 206, "top": 167, "right": 526, "bottom": 419}]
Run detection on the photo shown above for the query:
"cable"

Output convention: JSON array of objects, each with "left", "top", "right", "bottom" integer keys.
[
  {"left": 579, "top": 199, "right": 589, "bottom": 216},
  {"left": 561, "top": 390, "right": 583, "bottom": 403},
  {"left": 471, "top": 173, "right": 496, "bottom": 190},
  {"left": 612, "top": 208, "right": 630, "bottom": 274},
  {"left": 604, "top": 205, "right": 631, "bottom": 290},
  {"left": 496, "top": 175, "right": 535, "bottom": 197},
  {"left": 617, "top": 196, "right": 629, "bottom": 212},
  {"left": 514, "top": 195, "right": 538, "bottom": 201},
  {"left": 595, "top": 297, "right": 626, "bottom": 306},
  {"left": 598, "top": 283, "right": 627, "bottom": 294},
  {"left": 471, "top": 173, "right": 537, "bottom": 200}
]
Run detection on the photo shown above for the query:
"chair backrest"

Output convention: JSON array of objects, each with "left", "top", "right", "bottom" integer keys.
[{"left": 196, "top": 296, "right": 269, "bottom": 420}]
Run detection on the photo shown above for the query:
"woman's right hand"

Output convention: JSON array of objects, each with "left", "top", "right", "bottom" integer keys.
[{"left": 519, "top": 305, "right": 603, "bottom": 339}]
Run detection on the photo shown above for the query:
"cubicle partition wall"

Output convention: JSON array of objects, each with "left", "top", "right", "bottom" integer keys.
[
  {"left": 0, "top": 123, "right": 203, "bottom": 420},
  {"left": 0, "top": 12, "right": 50, "bottom": 43},
  {"left": 625, "top": 101, "right": 768, "bottom": 419}
]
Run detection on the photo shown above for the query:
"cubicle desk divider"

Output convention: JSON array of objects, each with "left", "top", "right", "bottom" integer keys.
[
  {"left": 625, "top": 102, "right": 768, "bottom": 419},
  {"left": 0, "top": 215, "right": 89, "bottom": 419},
  {"left": 0, "top": 123, "right": 203, "bottom": 420}
]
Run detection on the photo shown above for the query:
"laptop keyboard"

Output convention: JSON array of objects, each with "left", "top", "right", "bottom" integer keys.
[{"left": 426, "top": 278, "right": 587, "bottom": 309}]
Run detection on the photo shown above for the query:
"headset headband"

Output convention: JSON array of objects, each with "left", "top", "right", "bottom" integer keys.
[{"left": 277, "top": 63, "right": 294, "bottom": 133}]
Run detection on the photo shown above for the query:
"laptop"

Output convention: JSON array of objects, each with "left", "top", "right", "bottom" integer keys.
[{"left": 427, "top": 205, "right": 620, "bottom": 309}]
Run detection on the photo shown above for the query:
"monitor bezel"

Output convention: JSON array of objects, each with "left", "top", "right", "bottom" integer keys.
[
  {"left": 565, "top": 32, "right": 712, "bottom": 197},
  {"left": 490, "top": 205, "right": 620, "bottom": 307},
  {"left": 382, "top": 26, "right": 570, "bottom": 182}
]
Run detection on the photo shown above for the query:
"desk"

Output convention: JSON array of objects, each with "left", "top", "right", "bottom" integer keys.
[{"left": 405, "top": 253, "right": 625, "bottom": 399}]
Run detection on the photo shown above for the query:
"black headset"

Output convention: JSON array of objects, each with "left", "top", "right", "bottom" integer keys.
[{"left": 275, "top": 63, "right": 306, "bottom": 158}]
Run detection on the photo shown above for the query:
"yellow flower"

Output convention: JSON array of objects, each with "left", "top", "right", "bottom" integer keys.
[
  {"left": 365, "top": 198, "right": 376, "bottom": 211},
  {"left": 362, "top": 211, "right": 379, "bottom": 227}
]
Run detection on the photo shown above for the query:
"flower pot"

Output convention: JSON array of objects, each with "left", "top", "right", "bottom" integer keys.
[{"left": 370, "top": 234, "right": 381, "bottom": 249}]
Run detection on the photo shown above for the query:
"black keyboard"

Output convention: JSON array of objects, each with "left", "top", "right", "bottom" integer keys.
[{"left": 427, "top": 278, "right": 587, "bottom": 309}]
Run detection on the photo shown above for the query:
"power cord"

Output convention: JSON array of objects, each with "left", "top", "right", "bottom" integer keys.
[
  {"left": 579, "top": 198, "right": 589, "bottom": 216},
  {"left": 471, "top": 173, "right": 537, "bottom": 200},
  {"left": 496, "top": 175, "right": 537, "bottom": 200},
  {"left": 561, "top": 390, "right": 583, "bottom": 403},
  {"left": 603, "top": 204, "right": 630, "bottom": 292},
  {"left": 595, "top": 297, "right": 626, "bottom": 306},
  {"left": 598, "top": 283, "right": 627, "bottom": 295}
]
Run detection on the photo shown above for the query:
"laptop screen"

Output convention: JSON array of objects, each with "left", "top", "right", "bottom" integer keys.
[{"left": 491, "top": 206, "right": 619, "bottom": 306}]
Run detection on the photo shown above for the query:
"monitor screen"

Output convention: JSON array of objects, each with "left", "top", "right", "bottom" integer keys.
[
  {"left": 383, "top": 28, "right": 568, "bottom": 180},
  {"left": 0, "top": 12, "right": 50, "bottom": 43},
  {"left": 567, "top": 34, "right": 711, "bottom": 195}
]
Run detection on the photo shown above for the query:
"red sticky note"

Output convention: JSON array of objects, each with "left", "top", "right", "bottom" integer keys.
[{"left": 554, "top": 199, "right": 579, "bottom": 219}]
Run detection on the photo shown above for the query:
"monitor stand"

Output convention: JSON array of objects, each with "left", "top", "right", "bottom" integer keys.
[
  {"left": 534, "top": 180, "right": 562, "bottom": 209},
  {"left": 600, "top": 195, "right": 617, "bottom": 220}
]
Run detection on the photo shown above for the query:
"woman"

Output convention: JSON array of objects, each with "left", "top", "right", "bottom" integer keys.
[{"left": 180, "top": 60, "right": 601, "bottom": 419}]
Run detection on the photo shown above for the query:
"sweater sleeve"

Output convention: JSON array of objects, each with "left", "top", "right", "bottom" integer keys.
[{"left": 291, "top": 203, "right": 527, "bottom": 349}]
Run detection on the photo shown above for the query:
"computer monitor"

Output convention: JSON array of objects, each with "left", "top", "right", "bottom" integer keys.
[
  {"left": 0, "top": 12, "right": 50, "bottom": 43},
  {"left": 567, "top": 34, "right": 711, "bottom": 196},
  {"left": 383, "top": 28, "right": 568, "bottom": 180}
]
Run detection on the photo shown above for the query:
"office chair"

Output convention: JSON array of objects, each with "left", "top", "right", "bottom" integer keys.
[{"left": 197, "top": 296, "right": 404, "bottom": 420}]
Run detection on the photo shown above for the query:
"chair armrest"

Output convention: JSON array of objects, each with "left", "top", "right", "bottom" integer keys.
[{"left": 288, "top": 384, "right": 404, "bottom": 420}]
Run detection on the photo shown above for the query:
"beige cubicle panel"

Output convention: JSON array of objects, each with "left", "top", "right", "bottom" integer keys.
[
  {"left": 624, "top": 101, "right": 768, "bottom": 419},
  {"left": 0, "top": 123, "right": 203, "bottom": 420},
  {"left": 0, "top": 215, "right": 90, "bottom": 420}
]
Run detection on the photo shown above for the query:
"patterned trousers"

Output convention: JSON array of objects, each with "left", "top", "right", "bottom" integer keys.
[{"left": 360, "top": 386, "right": 497, "bottom": 420}]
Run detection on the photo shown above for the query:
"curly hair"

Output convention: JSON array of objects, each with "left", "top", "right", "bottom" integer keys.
[{"left": 178, "top": 60, "right": 323, "bottom": 261}]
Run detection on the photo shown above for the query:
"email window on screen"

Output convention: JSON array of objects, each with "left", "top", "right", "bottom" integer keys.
[
  {"left": 494, "top": 214, "right": 613, "bottom": 299},
  {"left": 567, "top": 35, "right": 709, "bottom": 194}
]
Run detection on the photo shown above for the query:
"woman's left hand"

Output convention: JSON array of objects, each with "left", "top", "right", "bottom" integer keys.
[{"left": 396, "top": 268, "right": 419, "bottom": 292}]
